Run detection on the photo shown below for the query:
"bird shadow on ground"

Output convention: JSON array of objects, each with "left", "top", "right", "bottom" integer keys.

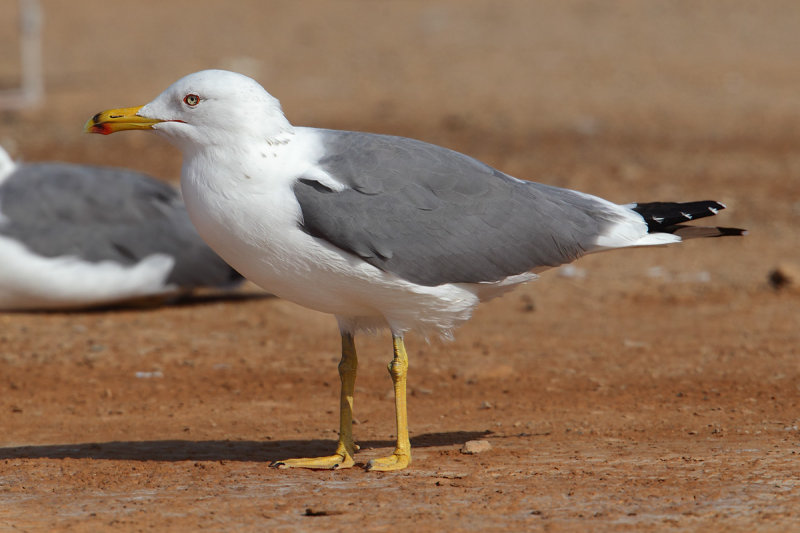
[
  {"left": 0, "top": 431, "right": 491, "bottom": 463},
  {"left": 14, "top": 291, "right": 274, "bottom": 316},
  {"left": 164, "top": 290, "right": 274, "bottom": 309}
]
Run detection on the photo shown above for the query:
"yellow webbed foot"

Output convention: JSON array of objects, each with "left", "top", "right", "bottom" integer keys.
[
  {"left": 271, "top": 451, "right": 356, "bottom": 470},
  {"left": 365, "top": 450, "right": 410, "bottom": 472}
]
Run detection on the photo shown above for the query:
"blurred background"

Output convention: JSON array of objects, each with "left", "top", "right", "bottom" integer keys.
[{"left": 0, "top": 0, "right": 797, "bottom": 282}]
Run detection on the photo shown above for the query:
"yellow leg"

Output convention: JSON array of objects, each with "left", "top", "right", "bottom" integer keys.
[
  {"left": 366, "top": 335, "right": 411, "bottom": 471},
  {"left": 272, "top": 333, "right": 359, "bottom": 470}
]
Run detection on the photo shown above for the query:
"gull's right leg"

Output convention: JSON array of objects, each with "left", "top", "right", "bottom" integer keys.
[{"left": 271, "top": 332, "right": 358, "bottom": 470}]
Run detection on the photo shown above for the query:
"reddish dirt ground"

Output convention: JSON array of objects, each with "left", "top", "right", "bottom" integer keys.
[{"left": 0, "top": 1, "right": 798, "bottom": 531}]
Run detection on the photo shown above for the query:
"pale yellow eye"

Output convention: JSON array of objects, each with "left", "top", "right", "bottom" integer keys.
[{"left": 183, "top": 94, "right": 200, "bottom": 106}]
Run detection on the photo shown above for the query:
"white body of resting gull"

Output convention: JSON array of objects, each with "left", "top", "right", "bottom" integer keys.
[
  {"left": 86, "top": 69, "right": 744, "bottom": 471},
  {"left": 0, "top": 145, "right": 241, "bottom": 310}
]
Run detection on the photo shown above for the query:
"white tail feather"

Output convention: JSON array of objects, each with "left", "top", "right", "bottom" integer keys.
[{"left": 592, "top": 205, "right": 681, "bottom": 252}]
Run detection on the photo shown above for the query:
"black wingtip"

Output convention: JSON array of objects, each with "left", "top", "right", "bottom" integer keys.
[
  {"left": 718, "top": 226, "right": 747, "bottom": 237},
  {"left": 631, "top": 200, "right": 744, "bottom": 236},
  {"left": 630, "top": 200, "right": 746, "bottom": 239},
  {"left": 668, "top": 224, "right": 746, "bottom": 240}
]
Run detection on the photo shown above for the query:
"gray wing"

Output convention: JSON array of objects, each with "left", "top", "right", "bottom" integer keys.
[
  {"left": 293, "top": 130, "right": 620, "bottom": 286},
  {"left": 0, "top": 163, "right": 240, "bottom": 288}
]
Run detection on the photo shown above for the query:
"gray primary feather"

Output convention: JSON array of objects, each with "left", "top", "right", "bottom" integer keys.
[
  {"left": 294, "top": 130, "right": 622, "bottom": 286},
  {"left": 0, "top": 163, "right": 240, "bottom": 287}
]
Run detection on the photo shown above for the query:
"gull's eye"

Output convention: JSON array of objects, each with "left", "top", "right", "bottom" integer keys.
[{"left": 183, "top": 94, "right": 200, "bottom": 107}]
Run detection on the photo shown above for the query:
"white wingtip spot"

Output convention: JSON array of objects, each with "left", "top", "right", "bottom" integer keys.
[{"left": 681, "top": 211, "right": 693, "bottom": 220}]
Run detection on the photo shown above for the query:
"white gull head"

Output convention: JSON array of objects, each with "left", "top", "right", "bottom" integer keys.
[{"left": 137, "top": 69, "right": 294, "bottom": 152}]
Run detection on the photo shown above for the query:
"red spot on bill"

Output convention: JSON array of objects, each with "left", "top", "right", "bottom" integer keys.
[{"left": 89, "top": 122, "right": 114, "bottom": 135}]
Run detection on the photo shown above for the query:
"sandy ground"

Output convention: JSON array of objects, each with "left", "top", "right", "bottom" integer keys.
[{"left": 0, "top": 1, "right": 798, "bottom": 531}]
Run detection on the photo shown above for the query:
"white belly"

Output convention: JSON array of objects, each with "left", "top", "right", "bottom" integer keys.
[{"left": 0, "top": 234, "right": 176, "bottom": 310}]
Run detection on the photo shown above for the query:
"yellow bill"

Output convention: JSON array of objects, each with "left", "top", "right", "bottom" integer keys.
[{"left": 84, "top": 105, "right": 161, "bottom": 135}]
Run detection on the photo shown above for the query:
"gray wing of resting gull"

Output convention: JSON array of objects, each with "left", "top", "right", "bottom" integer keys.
[
  {"left": 0, "top": 162, "right": 242, "bottom": 289},
  {"left": 295, "top": 130, "right": 645, "bottom": 286}
]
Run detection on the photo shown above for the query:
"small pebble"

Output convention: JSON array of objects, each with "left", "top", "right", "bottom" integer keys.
[
  {"left": 135, "top": 371, "right": 163, "bottom": 379},
  {"left": 558, "top": 264, "right": 586, "bottom": 279},
  {"left": 461, "top": 439, "right": 492, "bottom": 454},
  {"left": 769, "top": 262, "right": 800, "bottom": 290}
]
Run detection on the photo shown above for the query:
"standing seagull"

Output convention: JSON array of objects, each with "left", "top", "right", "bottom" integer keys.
[
  {"left": 86, "top": 69, "right": 743, "bottom": 471},
  {"left": 0, "top": 145, "right": 241, "bottom": 310}
]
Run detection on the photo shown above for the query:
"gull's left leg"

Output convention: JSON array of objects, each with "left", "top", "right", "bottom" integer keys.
[
  {"left": 366, "top": 334, "right": 411, "bottom": 471},
  {"left": 272, "top": 332, "right": 359, "bottom": 470}
]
